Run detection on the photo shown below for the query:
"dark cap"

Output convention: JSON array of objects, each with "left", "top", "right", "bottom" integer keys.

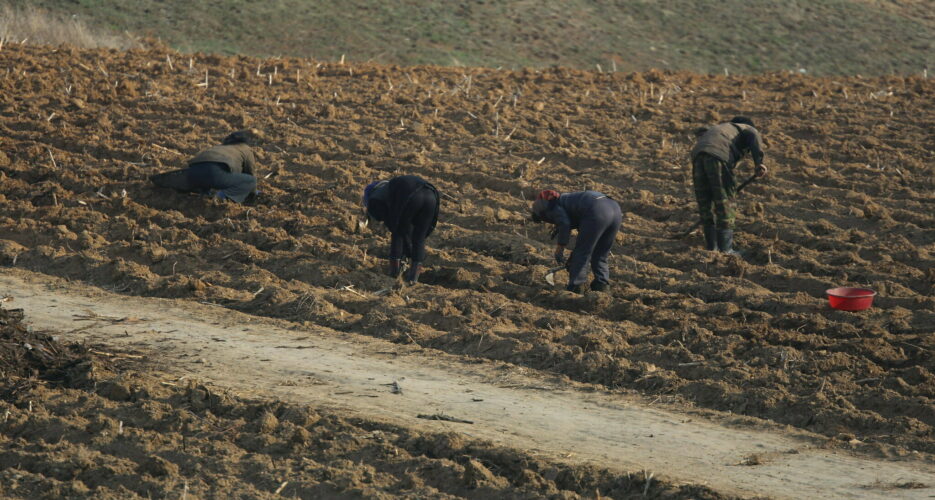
[
  {"left": 222, "top": 128, "right": 260, "bottom": 145},
  {"left": 730, "top": 116, "right": 755, "bottom": 127}
]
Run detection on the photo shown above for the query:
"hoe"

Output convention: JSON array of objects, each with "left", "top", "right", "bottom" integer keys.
[{"left": 544, "top": 264, "right": 566, "bottom": 286}]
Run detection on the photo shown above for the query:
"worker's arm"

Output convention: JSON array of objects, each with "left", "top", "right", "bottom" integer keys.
[
  {"left": 551, "top": 207, "right": 572, "bottom": 263},
  {"left": 743, "top": 128, "right": 767, "bottom": 177},
  {"left": 551, "top": 207, "right": 572, "bottom": 246},
  {"left": 242, "top": 149, "right": 257, "bottom": 176}
]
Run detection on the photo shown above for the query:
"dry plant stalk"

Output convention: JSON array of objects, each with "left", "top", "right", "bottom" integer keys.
[{"left": 197, "top": 69, "right": 208, "bottom": 88}]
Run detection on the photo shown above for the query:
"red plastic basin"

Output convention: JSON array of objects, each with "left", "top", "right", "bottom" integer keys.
[{"left": 826, "top": 287, "right": 876, "bottom": 311}]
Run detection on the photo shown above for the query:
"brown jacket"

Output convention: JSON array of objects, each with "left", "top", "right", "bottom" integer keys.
[
  {"left": 691, "top": 122, "right": 764, "bottom": 168},
  {"left": 187, "top": 143, "right": 257, "bottom": 176}
]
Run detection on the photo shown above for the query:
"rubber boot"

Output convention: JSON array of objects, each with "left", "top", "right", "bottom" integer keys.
[
  {"left": 565, "top": 283, "right": 583, "bottom": 294},
  {"left": 406, "top": 262, "right": 423, "bottom": 284},
  {"left": 590, "top": 280, "right": 609, "bottom": 292},
  {"left": 387, "top": 259, "right": 402, "bottom": 278},
  {"left": 703, "top": 225, "right": 719, "bottom": 251},
  {"left": 717, "top": 229, "right": 742, "bottom": 256}
]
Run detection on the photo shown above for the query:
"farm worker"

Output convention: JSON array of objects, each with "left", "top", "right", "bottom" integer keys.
[
  {"left": 690, "top": 116, "right": 767, "bottom": 254},
  {"left": 150, "top": 129, "right": 261, "bottom": 203},
  {"left": 363, "top": 175, "right": 440, "bottom": 285},
  {"left": 530, "top": 189, "right": 622, "bottom": 293},
  {"left": 182, "top": 129, "right": 261, "bottom": 203}
]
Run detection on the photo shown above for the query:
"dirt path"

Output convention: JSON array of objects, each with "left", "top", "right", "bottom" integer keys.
[{"left": 2, "top": 268, "right": 933, "bottom": 499}]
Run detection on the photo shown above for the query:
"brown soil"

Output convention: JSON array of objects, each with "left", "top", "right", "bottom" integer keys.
[
  {"left": 0, "top": 42, "right": 933, "bottom": 459},
  {"left": 0, "top": 305, "right": 730, "bottom": 499},
  {"left": 7, "top": 270, "right": 934, "bottom": 500}
]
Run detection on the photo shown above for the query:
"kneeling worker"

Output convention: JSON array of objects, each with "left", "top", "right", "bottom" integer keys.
[
  {"left": 363, "top": 175, "right": 440, "bottom": 284},
  {"left": 151, "top": 129, "right": 260, "bottom": 203},
  {"left": 531, "top": 189, "right": 622, "bottom": 293}
]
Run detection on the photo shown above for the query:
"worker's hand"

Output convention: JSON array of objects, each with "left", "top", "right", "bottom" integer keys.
[
  {"left": 554, "top": 245, "right": 565, "bottom": 265},
  {"left": 549, "top": 226, "right": 559, "bottom": 240},
  {"left": 755, "top": 164, "right": 768, "bottom": 178}
]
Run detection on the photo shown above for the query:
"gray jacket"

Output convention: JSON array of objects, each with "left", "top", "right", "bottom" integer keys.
[{"left": 691, "top": 122, "right": 764, "bottom": 168}]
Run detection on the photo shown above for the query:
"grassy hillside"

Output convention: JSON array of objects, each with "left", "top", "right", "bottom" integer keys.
[
  {"left": 21, "top": 0, "right": 935, "bottom": 74},
  {"left": 0, "top": 4, "right": 134, "bottom": 49}
]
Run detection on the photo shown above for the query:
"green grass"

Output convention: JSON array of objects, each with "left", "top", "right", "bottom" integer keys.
[{"left": 24, "top": 0, "right": 935, "bottom": 75}]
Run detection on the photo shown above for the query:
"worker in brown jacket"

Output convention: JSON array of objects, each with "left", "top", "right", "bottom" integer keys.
[
  {"left": 690, "top": 116, "right": 767, "bottom": 254},
  {"left": 150, "top": 129, "right": 260, "bottom": 203}
]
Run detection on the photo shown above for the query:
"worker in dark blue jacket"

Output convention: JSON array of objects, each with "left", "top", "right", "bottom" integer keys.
[
  {"left": 363, "top": 175, "right": 440, "bottom": 284},
  {"left": 531, "top": 189, "right": 621, "bottom": 293}
]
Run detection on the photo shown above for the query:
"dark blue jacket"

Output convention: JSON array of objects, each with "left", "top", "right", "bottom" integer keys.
[
  {"left": 538, "top": 191, "right": 609, "bottom": 246},
  {"left": 366, "top": 175, "right": 439, "bottom": 234}
]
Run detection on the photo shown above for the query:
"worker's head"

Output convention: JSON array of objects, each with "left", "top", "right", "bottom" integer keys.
[
  {"left": 362, "top": 181, "right": 381, "bottom": 206},
  {"left": 222, "top": 128, "right": 259, "bottom": 145},
  {"left": 536, "top": 189, "right": 560, "bottom": 201},
  {"left": 530, "top": 190, "right": 560, "bottom": 223},
  {"left": 730, "top": 116, "right": 755, "bottom": 128}
]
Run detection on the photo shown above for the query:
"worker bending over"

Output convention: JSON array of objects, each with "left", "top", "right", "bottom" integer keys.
[
  {"left": 363, "top": 175, "right": 440, "bottom": 285},
  {"left": 531, "top": 189, "right": 621, "bottom": 293},
  {"left": 690, "top": 116, "right": 767, "bottom": 254}
]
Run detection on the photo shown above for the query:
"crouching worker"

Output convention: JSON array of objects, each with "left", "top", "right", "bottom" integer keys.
[
  {"left": 150, "top": 129, "right": 259, "bottom": 203},
  {"left": 363, "top": 175, "right": 440, "bottom": 285},
  {"left": 531, "top": 189, "right": 622, "bottom": 293}
]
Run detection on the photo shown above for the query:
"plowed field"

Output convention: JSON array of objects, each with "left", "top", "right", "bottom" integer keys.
[{"left": 1, "top": 42, "right": 933, "bottom": 459}]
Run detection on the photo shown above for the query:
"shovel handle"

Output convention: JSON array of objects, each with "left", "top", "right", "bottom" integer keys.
[{"left": 734, "top": 174, "right": 758, "bottom": 194}]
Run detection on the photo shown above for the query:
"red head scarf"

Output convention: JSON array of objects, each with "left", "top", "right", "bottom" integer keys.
[{"left": 536, "top": 189, "right": 560, "bottom": 201}]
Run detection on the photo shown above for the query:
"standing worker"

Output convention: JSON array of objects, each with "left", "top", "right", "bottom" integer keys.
[
  {"left": 151, "top": 129, "right": 260, "bottom": 203},
  {"left": 690, "top": 116, "right": 767, "bottom": 254},
  {"left": 530, "top": 189, "right": 622, "bottom": 293},
  {"left": 363, "top": 175, "right": 440, "bottom": 285}
]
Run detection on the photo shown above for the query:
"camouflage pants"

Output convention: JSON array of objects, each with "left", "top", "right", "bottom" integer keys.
[{"left": 692, "top": 154, "right": 736, "bottom": 229}]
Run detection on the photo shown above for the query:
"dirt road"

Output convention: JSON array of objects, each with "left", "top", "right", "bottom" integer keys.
[{"left": 2, "top": 269, "right": 931, "bottom": 499}]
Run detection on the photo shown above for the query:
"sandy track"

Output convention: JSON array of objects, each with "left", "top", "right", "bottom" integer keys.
[{"left": 3, "top": 269, "right": 932, "bottom": 499}]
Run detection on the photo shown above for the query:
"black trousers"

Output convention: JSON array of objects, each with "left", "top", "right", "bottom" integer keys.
[
  {"left": 187, "top": 162, "right": 256, "bottom": 203},
  {"left": 389, "top": 188, "right": 437, "bottom": 263},
  {"left": 567, "top": 197, "right": 622, "bottom": 287}
]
